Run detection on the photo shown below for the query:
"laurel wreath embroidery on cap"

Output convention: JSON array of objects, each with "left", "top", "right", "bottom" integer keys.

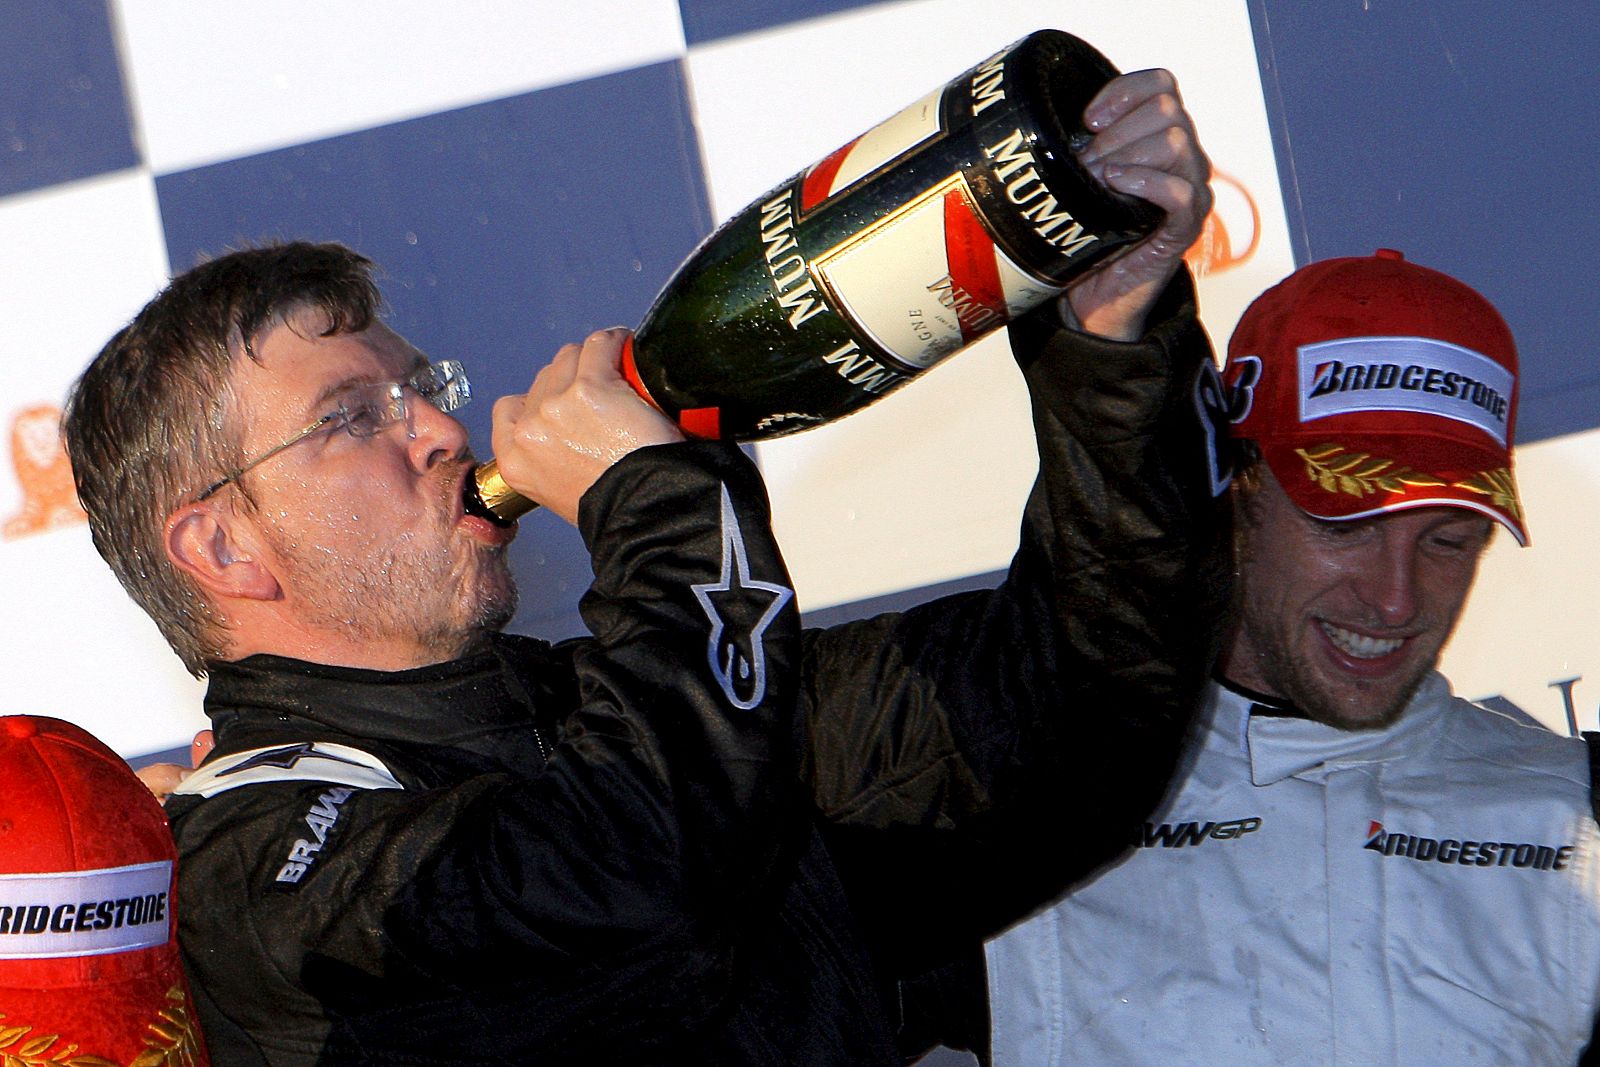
[
  {"left": 1295, "top": 444, "right": 1445, "bottom": 499},
  {"left": 1451, "top": 467, "right": 1523, "bottom": 520},
  {"left": 0, "top": 1019, "right": 116, "bottom": 1067},
  {"left": 0, "top": 986, "right": 201, "bottom": 1067}
]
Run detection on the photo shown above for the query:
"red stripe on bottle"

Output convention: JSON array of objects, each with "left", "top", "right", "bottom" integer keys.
[
  {"left": 678, "top": 407, "right": 722, "bottom": 439},
  {"left": 942, "top": 187, "right": 1006, "bottom": 344},
  {"left": 620, "top": 335, "right": 665, "bottom": 413},
  {"left": 800, "top": 138, "right": 859, "bottom": 212},
  {"left": 625, "top": 335, "right": 718, "bottom": 436}
]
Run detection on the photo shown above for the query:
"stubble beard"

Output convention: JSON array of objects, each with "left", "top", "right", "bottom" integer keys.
[
  {"left": 256, "top": 474, "right": 520, "bottom": 665},
  {"left": 282, "top": 531, "right": 518, "bottom": 661},
  {"left": 1237, "top": 603, "right": 1432, "bottom": 732}
]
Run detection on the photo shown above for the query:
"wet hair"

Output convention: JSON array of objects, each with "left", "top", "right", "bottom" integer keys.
[{"left": 62, "top": 242, "right": 381, "bottom": 675}]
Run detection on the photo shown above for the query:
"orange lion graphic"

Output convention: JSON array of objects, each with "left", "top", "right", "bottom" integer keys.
[
  {"left": 4, "top": 403, "right": 85, "bottom": 540},
  {"left": 1185, "top": 170, "right": 1262, "bottom": 277}
]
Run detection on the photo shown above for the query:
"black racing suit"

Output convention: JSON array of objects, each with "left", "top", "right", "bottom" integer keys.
[{"left": 165, "top": 280, "right": 1230, "bottom": 1065}]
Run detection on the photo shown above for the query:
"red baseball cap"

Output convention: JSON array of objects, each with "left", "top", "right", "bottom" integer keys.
[
  {"left": 1223, "top": 249, "right": 1526, "bottom": 544},
  {"left": 0, "top": 716, "right": 208, "bottom": 1065}
]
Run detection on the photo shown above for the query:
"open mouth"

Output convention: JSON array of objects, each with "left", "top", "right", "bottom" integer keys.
[
  {"left": 1318, "top": 621, "right": 1403, "bottom": 660},
  {"left": 449, "top": 463, "right": 517, "bottom": 545}
]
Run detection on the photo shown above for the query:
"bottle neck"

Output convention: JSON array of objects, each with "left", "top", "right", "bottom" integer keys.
[{"left": 465, "top": 461, "right": 535, "bottom": 523}]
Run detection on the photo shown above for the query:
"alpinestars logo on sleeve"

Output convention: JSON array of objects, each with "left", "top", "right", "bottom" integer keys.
[{"left": 692, "top": 485, "right": 794, "bottom": 710}]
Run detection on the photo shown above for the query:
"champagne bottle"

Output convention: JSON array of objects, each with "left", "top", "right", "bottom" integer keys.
[{"left": 469, "top": 28, "right": 1158, "bottom": 523}]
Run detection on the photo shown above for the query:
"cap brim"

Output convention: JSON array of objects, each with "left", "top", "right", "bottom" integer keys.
[{"left": 1258, "top": 433, "right": 1527, "bottom": 546}]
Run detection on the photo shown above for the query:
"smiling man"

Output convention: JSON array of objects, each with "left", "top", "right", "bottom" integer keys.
[{"left": 986, "top": 250, "right": 1600, "bottom": 1065}]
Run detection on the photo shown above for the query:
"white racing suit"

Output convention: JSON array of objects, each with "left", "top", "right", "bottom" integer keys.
[{"left": 987, "top": 674, "right": 1600, "bottom": 1065}]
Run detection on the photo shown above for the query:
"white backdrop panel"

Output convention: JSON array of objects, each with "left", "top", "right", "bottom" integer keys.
[
  {"left": 0, "top": 168, "right": 206, "bottom": 755},
  {"left": 117, "top": 0, "right": 689, "bottom": 174},
  {"left": 1444, "top": 429, "right": 1600, "bottom": 732}
]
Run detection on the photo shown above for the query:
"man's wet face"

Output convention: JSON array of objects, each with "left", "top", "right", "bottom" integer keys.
[
  {"left": 226, "top": 313, "right": 517, "bottom": 667},
  {"left": 1223, "top": 467, "right": 1492, "bottom": 730}
]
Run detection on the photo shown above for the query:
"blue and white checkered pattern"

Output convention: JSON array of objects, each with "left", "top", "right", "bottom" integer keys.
[{"left": 3, "top": 0, "right": 1597, "bottom": 759}]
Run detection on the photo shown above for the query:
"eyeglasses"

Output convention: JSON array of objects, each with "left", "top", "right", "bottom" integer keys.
[{"left": 193, "top": 359, "right": 471, "bottom": 502}]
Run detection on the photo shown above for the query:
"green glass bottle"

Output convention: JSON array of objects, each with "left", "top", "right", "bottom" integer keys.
[{"left": 470, "top": 28, "right": 1158, "bottom": 523}]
